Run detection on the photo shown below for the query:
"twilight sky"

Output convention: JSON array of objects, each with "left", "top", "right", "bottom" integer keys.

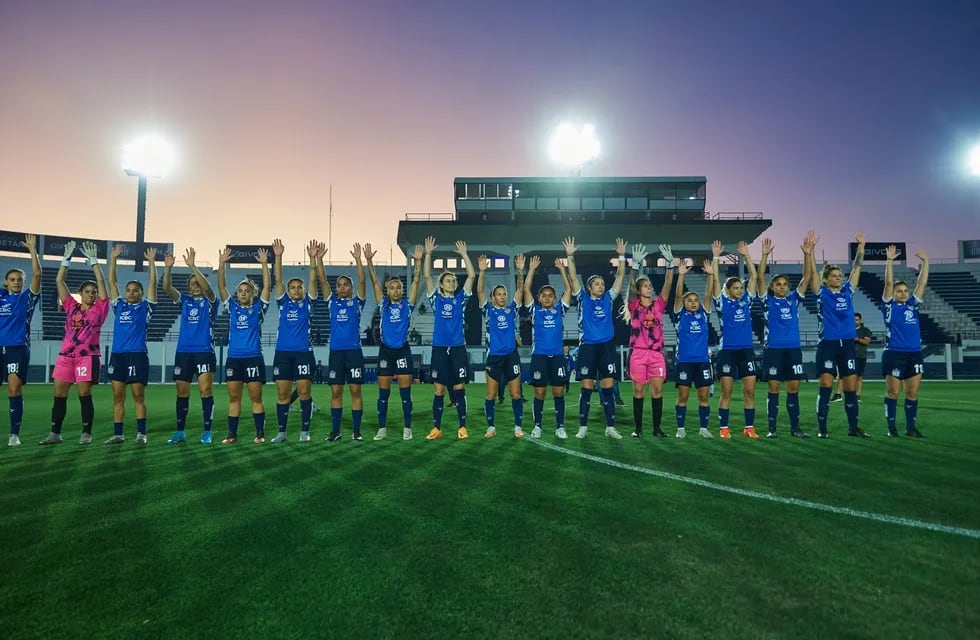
[{"left": 1, "top": 0, "right": 978, "bottom": 266}]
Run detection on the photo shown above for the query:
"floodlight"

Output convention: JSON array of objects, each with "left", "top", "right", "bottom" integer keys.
[
  {"left": 548, "top": 122, "right": 600, "bottom": 169},
  {"left": 122, "top": 134, "right": 176, "bottom": 179},
  {"left": 968, "top": 143, "right": 980, "bottom": 177}
]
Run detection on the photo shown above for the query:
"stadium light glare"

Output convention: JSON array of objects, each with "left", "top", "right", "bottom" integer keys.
[
  {"left": 548, "top": 122, "right": 600, "bottom": 172},
  {"left": 967, "top": 143, "right": 980, "bottom": 177},
  {"left": 121, "top": 134, "right": 176, "bottom": 179}
]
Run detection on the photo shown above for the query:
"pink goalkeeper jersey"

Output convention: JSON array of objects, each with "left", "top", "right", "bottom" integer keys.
[
  {"left": 59, "top": 296, "right": 110, "bottom": 357},
  {"left": 628, "top": 296, "right": 667, "bottom": 351}
]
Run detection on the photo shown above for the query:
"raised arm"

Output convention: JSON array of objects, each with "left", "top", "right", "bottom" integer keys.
[
  {"left": 162, "top": 252, "right": 180, "bottom": 302},
  {"left": 272, "top": 239, "right": 285, "bottom": 298},
  {"left": 514, "top": 254, "right": 526, "bottom": 306},
  {"left": 737, "top": 240, "right": 759, "bottom": 296},
  {"left": 187, "top": 248, "right": 215, "bottom": 302},
  {"left": 363, "top": 242, "right": 382, "bottom": 302},
  {"left": 807, "top": 231, "right": 821, "bottom": 293},
  {"left": 23, "top": 234, "right": 41, "bottom": 295},
  {"left": 710, "top": 240, "right": 723, "bottom": 300},
  {"left": 108, "top": 244, "right": 123, "bottom": 300},
  {"left": 799, "top": 231, "right": 816, "bottom": 294},
  {"left": 563, "top": 236, "right": 581, "bottom": 296},
  {"left": 849, "top": 230, "right": 866, "bottom": 288},
  {"left": 351, "top": 243, "right": 366, "bottom": 299},
  {"left": 55, "top": 240, "right": 77, "bottom": 304},
  {"left": 524, "top": 255, "right": 540, "bottom": 306},
  {"left": 306, "top": 240, "right": 319, "bottom": 299},
  {"left": 145, "top": 248, "right": 158, "bottom": 304},
  {"left": 80, "top": 241, "right": 108, "bottom": 300},
  {"left": 883, "top": 244, "right": 900, "bottom": 300},
  {"left": 913, "top": 250, "right": 929, "bottom": 300},
  {"left": 628, "top": 243, "right": 648, "bottom": 301},
  {"left": 257, "top": 248, "right": 271, "bottom": 302},
  {"left": 455, "top": 241, "right": 475, "bottom": 295},
  {"left": 756, "top": 238, "right": 772, "bottom": 294},
  {"left": 423, "top": 235, "right": 437, "bottom": 296},
  {"left": 476, "top": 255, "right": 489, "bottom": 307},
  {"left": 701, "top": 259, "right": 714, "bottom": 313},
  {"left": 658, "top": 244, "right": 676, "bottom": 300},
  {"left": 315, "top": 243, "right": 330, "bottom": 299},
  {"left": 610, "top": 237, "right": 628, "bottom": 297},
  {"left": 673, "top": 260, "right": 689, "bottom": 314},
  {"left": 407, "top": 244, "right": 423, "bottom": 305},
  {"left": 216, "top": 247, "right": 231, "bottom": 302},
  {"left": 554, "top": 257, "right": 573, "bottom": 306}
]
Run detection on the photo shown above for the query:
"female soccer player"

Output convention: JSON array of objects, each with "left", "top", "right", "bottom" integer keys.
[
  {"left": 808, "top": 231, "right": 868, "bottom": 438},
  {"left": 524, "top": 255, "right": 573, "bottom": 439},
  {"left": 317, "top": 243, "right": 367, "bottom": 442},
  {"left": 2, "top": 234, "right": 40, "bottom": 447},
  {"left": 422, "top": 235, "right": 475, "bottom": 440},
  {"left": 671, "top": 257, "right": 716, "bottom": 439},
  {"left": 711, "top": 240, "right": 761, "bottom": 439},
  {"left": 565, "top": 236, "right": 627, "bottom": 439},
  {"left": 40, "top": 241, "right": 110, "bottom": 445},
  {"left": 104, "top": 245, "right": 158, "bottom": 445},
  {"left": 477, "top": 253, "right": 527, "bottom": 439},
  {"left": 882, "top": 245, "right": 929, "bottom": 438},
  {"left": 756, "top": 232, "right": 816, "bottom": 438},
  {"left": 620, "top": 243, "right": 676, "bottom": 438},
  {"left": 364, "top": 243, "right": 423, "bottom": 441},
  {"left": 216, "top": 246, "right": 271, "bottom": 444},
  {"left": 163, "top": 247, "right": 219, "bottom": 445},
  {"left": 270, "top": 239, "right": 321, "bottom": 444}
]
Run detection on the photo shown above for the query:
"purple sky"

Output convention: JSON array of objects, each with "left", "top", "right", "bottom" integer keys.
[{"left": 2, "top": 0, "right": 978, "bottom": 265}]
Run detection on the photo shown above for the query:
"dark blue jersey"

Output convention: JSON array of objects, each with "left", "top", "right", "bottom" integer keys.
[
  {"left": 224, "top": 298, "right": 269, "bottom": 358},
  {"left": 111, "top": 298, "right": 155, "bottom": 353},
  {"left": 882, "top": 295, "right": 921, "bottom": 352},
  {"left": 0, "top": 288, "right": 39, "bottom": 347},
  {"left": 483, "top": 301, "right": 518, "bottom": 356},
  {"left": 275, "top": 293, "right": 315, "bottom": 352},
  {"left": 175, "top": 293, "right": 217, "bottom": 353}
]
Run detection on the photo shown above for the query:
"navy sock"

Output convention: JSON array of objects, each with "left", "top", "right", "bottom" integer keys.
[
  {"left": 453, "top": 388, "right": 467, "bottom": 427},
  {"left": 744, "top": 408, "right": 756, "bottom": 429},
  {"left": 253, "top": 412, "right": 265, "bottom": 437},
  {"left": 176, "top": 396, "right": 189, "bottom": 429},
  {"left": 201, "top": 396, "right": 214, "bottom": 430},
  {"left": 331, "top": 407, "right": 342, "bottom": 433},
  {"left": 600, "top": 387, "right": 615, "bottom": 426},
  {"left": 352, "top": 409, "right": 363, "bottom": 434},
  {"left": 884, "top": 397, "right": 897, "bottom": 430},
  {"left": 651, "top": 396, "right": 663, "bottom": 429},
  {"left": 9, "top": 395, "right": 23, "bottom": 435},
  {"left": 300, "top": 398, "right": 313, "bottom": 431},
  {"left": 276, "top": 403, "right": 289, "bottom": 432},
  {"left": 432, "top": 394, "right": 445, "bottom": 428},
  {"left": 844, "top": 391, "right": 859, "bottom": 430},
  {"left": 228, "top": 416, "right": 240, "bottom": 436},
  {"left": 51, "top": 396, "right": 68, "bottom": 434},
  {"left": 578, "top": 388, "right": 593, "bottom": 426},
  {"left": 904, "top": 399, "right": 918, "bottom": 430},
  {"left": 676, "top": 404, "right": 687, "bottom": 429},
  {"left": 79, "top": 395, "right": 94, "bottom": 434},
  {"left": 136, "top": 418, "right": 147, "bottom": 435},
  {"left": 698, "top": 405, "right": 710, "bottom": 429},
  {"left": 377, "top": 387, "right": 391, "bottom": 428},
  {"left": 767, "top": 393, "right": 779, "bottom": 432},
  {"left": 718, "top": 407, "right": 730, "bottom": 428},
  {"left": 113, "top": 421, "right": 124, "bottom": 436},
  {"left": 787, "top": 393, "right": 800, "bottom": 430},
  {"left": 533, "top": 398, "right": 544, "bottom": 427},
  {"left": 484, "top": 399, "right": 495, "bottom": 427},
  {"left": 816, "top": 386, "right": 831, "bottom": 432},
  {"left": 399, "top": 386, "right": 413, "bottom": 428},
  {"left": 512, "top": 398, "right": 524, "bottom": 428},
  {"left": 555, "top": 396, "right": 566, "bottom": 428}
]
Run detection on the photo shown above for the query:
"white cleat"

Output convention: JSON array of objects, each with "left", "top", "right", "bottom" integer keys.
[
  {"left": 699, "top": 427, "right": 713, "bottom": 438},
  {"left": 79, "top": 433, "right": 93, "bottom": 445},
  {"left": 575, "top": 427, "right": 588, "bottom": 439},
  {"left": 403, "top": 428, "right": 413, "bottom": 441},
  {"left": 299, "top": 431, "right": 311, "bottom": 443},
  {"left": 531, "top": 426, "right": 542, "bottom": 439},
  {"left": 39, "top": 432, "right": 62, "bottom": 445},
  {"left": 513, "top": 426, "right": 524, "bottom": 439},
  {"left": 484, "top": 426, "right": 496, "bottom": 439},
  {"left": 8, "top": 434, "right": 22, "bottom": 447},
  {"left": 373, "top": 428, "right": 387, "bottom": 441},
  {"left": 135, "top": 433, "right": 148, "bottom": 446},
  {"left": 675, "top": 428, "right": 687, "bottom": 439},
  {"left": 270, "top": 432, "right": 288, "bottom": 444},
  {"left": 104, "top": 435, "right": 125, "bottom": 445},
  {"left": 605, "top": 427, "right": 623, "bottom": 440},
  {"left": 556, "top": 427, "right": 568, "bottom": 440}
]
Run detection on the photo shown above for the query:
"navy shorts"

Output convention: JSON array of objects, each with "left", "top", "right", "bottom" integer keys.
[
  {"left": 430, "top": 346, "right": 468, "bottom": 386},
  {"left": 1, "top": 345, "right": 29, "bottom": 384},
  {"left": 108, "top": 352, "right": 150, "bottom": 385},
  {"left": 881, "top": 350, "right": 924, "bottom": 380},
  {"left": 173, "top": 351, "right": 217, "bottom": 382},
  {"left": 529, "top": 354, "right": 569, "bottom": 388},
  {"left": 715, "top": 348, "right": 758, "bottom": 379},
  {"left": 815, "top": 339, "right": 857, "bottom": 377},
  {"left": 855, "top": 357, "right": 868, "bottom": 377},
  {"left": 328, "top": 349, "right": 365, "bottom": 385},
  {"left": 378, "top": 343, "right": 414, "bottom": 377},
  {"left": 762, "top": 348, "right": 804, "bottom": 382},
  {"left": 675, "top": 361, "right": 713, "bottom": 388},
  {"left": 486, "top": 350, "right": 521, "bottom": 384},
  {"left": 225, "top": 356, "right": 266, "bottom": 383},
  {"left": 273, "top": 350, "right": 316, "bottom": 381},
  {"left": 576, "top": 341, "right": 618, "bottom": 381}
]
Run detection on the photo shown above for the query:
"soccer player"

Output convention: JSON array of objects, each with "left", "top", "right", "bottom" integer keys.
[
  {"left": 881, "top": 245, "right": 929, "bottom": 437},
  {"left": 671, "top": 257, "right": 716, "bottom": 439},
  {"left": 364, "top": 242, "right": 423, "bottom": 441},
  {"left": 269, "top": 239, "right": 321, "bottom": 444},
  {"left": 525, "top": 255, "right": 573, "bottom": 438},
  {"left": 477, "top": 253, "right": 527, "bottom": 439},
  {"left": 808, "top": 230, "right": 869, "bottom": 438},
  {"left": 104, "top": 245, "right": 158, "bottom": 445},
  {"left": 711, "top": 240, "right": 761, "bottom": 439},
  {"left": 832, "top": 314, "right": 873, "bottom": 402},
  {"left": 317, "top": 243, "right": 368, "bottom": 442},
  {"left": 216, "top": 246, "right": 271, "bottom": 444},
  {"left": 163, "top": 247, "right": 219, "bottom": 445},
  {"left": 39, "top": 241, "right": 110, "bottom": 445},
  {"left": 756, "top": 232, "right": 816, "bottom": 438},
  {"left": 621, "top": 243, "right": 676, "bottom": 438},
  {"left": 422, "top": 235, "right": 475, "bottom": 440},
  {"left": 2, "top": 234, "right": 41, "bottom": 447},
  {"left": 565, "top": 236, "right": 628, "bottom": 439}
]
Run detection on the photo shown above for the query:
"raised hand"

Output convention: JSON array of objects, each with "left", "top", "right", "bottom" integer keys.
[
  {"left": 701, "top": 258, "right": 713, "bottom": 274},
  {"left": 761, "top": 238, "right": 774, "bottom": 256},
  {"left": 412, "top": 245, "right": 423, "bottom": 262},
  {"left": 676, "top": 260, "right": 691, "bottom": 275},
  {"left": 144, "top": 247, "right": 157, "bottom": 262},
  {"left": 562, "top": 236, "right": 578, "bottom": 256},
  {"left": 736, "top": 240, "right": 750, "bottom": 257},
  {"left": 80, "top": 241, "right": 99, "bottom": 260},
  {"left": 163, "top": 251, "right": 176, "bottom": 268},
  {"left": 885, "top": 244, "right": 901, "bottom": 261},
  {"left": 363, "top": 243, "right": 377, "bottom": 262},
  {"left": 615, "top": 237, "right": 627, "bottom": 255},
  {"left": 631, "top": 243, "right": 648, "bottom": 265},
  {"left": 711, "top": 240, "right": 723, "bottom": 257},
  {"left": 351, "top": 243, "right": 362, "bottom": 261},
  {"left": 915, "top": 249, "right": 928, "bottom": 262},
  {"left": 316, "top": 242, "right": 327, "bottom": 259},
  {"left": 218, "top": 247, "right": 232, "bottom": 265},
  {"left": 424, "top": 236, "right": 437, "bottom": 254},
  {"left": 272, "top": 239, "right": 285, "bottom": 256},
  {"left": 62, "top": 240, "right": 76, "bottom": 259},
  {"left": 256, "top": 248, "right": 269, "bottom": 264},
  {"left": 307, "top": 240, "right": 319, "bottom": 259},
  {"left": 478, "top": 255, "right": 489, "bottom": 271},
  {"left": 454, "top": 240, "right": 468, "bottom": 256},
  {"left": 658, "top": 244, "right": 674, "bottom": 262},
  {"left": 855, "top": 230, "right": 866, "bottom": 245},
  {"left": 552, "top": 256, "right": 563, "bottom": 270},
  {"left": 22, "top": 233, "right": 37, "bottom": 253},
  {"left": 183, "top": 247, "right": 197, "bottom": 267},
  {"left": 110, "top": 244, "right": 125, "bottom": 259},
  {"left": 515, "top": 254, "right": 526, "bottom": 271}
]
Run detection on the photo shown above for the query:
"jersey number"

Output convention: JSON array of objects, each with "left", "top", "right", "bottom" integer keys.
[
  {"left": 297, "top": 364, "right": 310, "bottom": 375},
  {"left": 246, "top": 366, "right": 260, "bottom": 377},
  {"left": 350, "top": 368, "right": 362, "bottom": 379},
  {"left": 792, "top": 364, "right": 804, "bottom": 375},
  {"left": 396, "top": 358, "right": 408, "bottom": 369}
]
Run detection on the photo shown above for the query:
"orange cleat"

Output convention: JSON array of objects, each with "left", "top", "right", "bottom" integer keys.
[
  {"left": 457, "top": 427, "right": 469, "bottom": 440},
  {"left": 719, "top": 427, "right": 732, "bottom": 439},
  {"left": 426, "top": 427, "right": 443, "bottom": 440},
  {"left": 743, "top": 426, "right": 760, "bottom": 439},
  {"left": 221, "top": 435, "right": 238, "bottom": 445}
]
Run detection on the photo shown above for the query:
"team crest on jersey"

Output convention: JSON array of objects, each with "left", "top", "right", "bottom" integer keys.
[
  {"left": 390, "top": 307, "right": 401, "bottom": 320},
  {"left": 892, "top": 368, "right": 901, "bottom": 377},
  {"left": 189, "top": 308, "right": 199, "bottom": 317},
  {"left": 432, "top": 370, "right": 439, "bottom": 378},
  {"left": 379, "top": 359, "right": 388, "bottom": 368},
  {"left": 273, "top": 366, "right": 280, "bottom": 375},
  {"left": 580, "top": 366, "right": 589, "bottom": 375},
  {"left": 329, "top": 370, "right": 337, "bottom": 379},
  {"left": 533, "top": 371, "right": 541, "bottom": 379},
  {"left": 679, "top": 371, "right": 688, "bottom": 380},
  {"left": 769, "top": 367, "right": 777, "bottom": 376},
  {"left": 226, "top": 368, "right": 234, "bottom": 377},
  {"left": 107, "top": 365, "right": 114, "bottom": 374},
  {"left": 443, "top": 303, "right": 453, "bottom": 313},
  {"left": 824, "top": 360, "right": 834, "bottom": 369},
  {"left": 174, "top": 366, "right": 182, "bottom": 375}
]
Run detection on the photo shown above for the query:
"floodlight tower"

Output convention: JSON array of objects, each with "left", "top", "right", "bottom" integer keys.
[
  {"left": 548, "top": 122, "right": 600, "bottom": 176},
  {"left": 121, "top": 135, "right": 176, "bottom": 271}
]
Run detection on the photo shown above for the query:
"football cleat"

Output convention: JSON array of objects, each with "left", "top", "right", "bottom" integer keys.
[
  {"left": 425, "top": 428, "right": 442, "bottom": 441},
  {"left": 698, "top": 428, "right": 713, "bottom": 439},
  {"left": 403, "top": 428, "right": 413, "bottom": 441},
  {"left": 166, "top": 431, "right": 186, "bottom": 445},
  {"left": 270, "top": 432, "right": 288, "bottom": 444},
  {"left": 675, "top": 428, "right": 687, "bottom": 439},
  {"left": 605, "top": 427, "right": 623, "bottom": 440},
  {"left": 513, "top": 427, "right": 525, "bottom": 439},
  {"left": 221, "top": 435, "right": 238, "bottom": 445},
  {"left": 906, "top": 428, "right": 925, "bottom": 438},
  {"left": 531, "top": 426, "right": 542, "bottom": 439},
  {"left": 104, "top": 435, "right": 125, "bottom": 445},
  {"left": 456, "top": 427, "right": 469, "bottom": 440},
  {"left": 556, "top": 427, "right": 568, "bottom": 440},
  {"left": 135, "top": 433, "right": 148, "bottom": 446},
  {"left": 373, "top": 428, "right": 387, "bottom": 441},
  {"left": 8, "top": 434, "right": 22, "bottom": 447},
  {"left": 201, "top": 431, "right": 213, "bottom": 445},
  {"left": 79, "top": 433, "right": 93, "bottom": 445},
  {"left": 743, "top": 427, "right": 759, "bottom": 439},
  {"left": 719, "top": 427, "right": 731, "bottom": 439},
  {"left": 575, "top": 427, "right": 588, "bottom": 439},
  {"left": 484, "top": 427, "right": 496, "bottom": 439}
]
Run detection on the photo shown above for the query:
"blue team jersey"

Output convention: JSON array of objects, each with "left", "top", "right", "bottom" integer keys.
[
  {"left": 528, "top": 301, "right": 568, "bottom": 356},
  {"left": 817, "top": 282, "right": 856, "bottom": 341},
  {"left": 175, "top": 293, "right": 217, "bottom": 353},
  {"left": 275, "top": 293, "right": 315, "bottom": 352},
  {"left": 576, "top": 288, "right": 618, "bottom": 344},
  {"left": 760, "top": 291, "right": 803, "bottom": 349},
  {"left": 224, "top": 298, "right": 269, "bottom": 358},
  {"left": 327, "top": 294, "right": 365, "bottom": 350},
  {"left": 111, "top": 298, "right": 155, "bottom": 353},
  {"left": 671, "top": 308, "right": 710, "bottom": 363},
  {"left": 713, "top": 290, "right": 755, "bottom": 350},
  {"left": 883, "top": 295, "right": 921, "bottom": 352},
  {"left": 0, "top": 288, "right": 39, "bottom": 347},
  {"left": 429, "top": 290, "right": 470, "bottom": 348},
  {"left": 483, "top": 301, "right": 518, "bottom": 356},
  {"left": 379, "top": 297, "right": 414, "bottom": 348}
]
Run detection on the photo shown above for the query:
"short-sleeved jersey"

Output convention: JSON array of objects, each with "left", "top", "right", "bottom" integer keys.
[
  {"left": 576, "top": 288, "right": 619, "bottom": 344},
  {"left": 275, "top": 293, "right": 315, "bottom": 352},
  {"left": 326, "top": 294, "right": 365, "bottom": 350},
  {"left": 760, "top": 291, "right": 803, "bottom": 349},
  {"left": 224, "top": 298, "right": 269, "bottom": 358},
  {"left": 429, "top": 290, "right": 470, "bottom": 348},
  {"left": 111, "top": 298, "right": 156, "bottom": 353},
  {"left": 528, "top": 301, "right": 568, "bottom": 356},
  {"left": 882, "top": 295, "right": 922, "bottom": 352},
  {"left": 817, "top": 282, "right": 857, "bottom": 341},
  {"left": 483, "top": 301, "right": 518, "bottom": 356},
  {"left": 379, "top": 297, "right": 414, "bottom": 348},
  {"left": 59, "top": 296, "right": 110, "bottom": 357},
  {"left": 670, "top": 308, "right": 710, "bottom": 363},
  {"left": 175, "top": 293, "right": 217, "bottom": 353},
  {"left": 0, "top": 288, "right": 40, "bottom": 347},
  {"left": 627, "top": 296, "right": 667, "bottom": 351},
  {"left": 713, "top": 290, "right": 755, "bottom": 350}
]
